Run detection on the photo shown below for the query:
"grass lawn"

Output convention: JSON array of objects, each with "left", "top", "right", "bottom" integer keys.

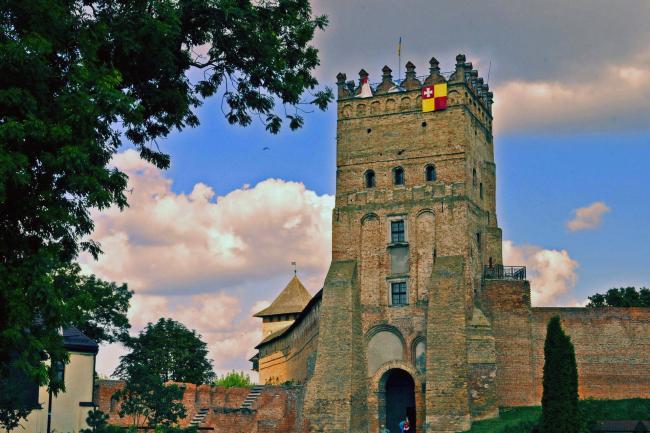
[{"left": 466, "top": 399, "right": 650, "bottom": 433}]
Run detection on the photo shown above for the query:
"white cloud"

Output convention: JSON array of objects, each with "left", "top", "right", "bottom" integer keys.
[
  {"left": 83, "top": 150, "right": 334, "bottom": 377},
  {"left": 80, "top": 150, "right": 334, "bottom": 295},
  {"left": 567, "top": 201, "right": 611, "bottom": 232},
  {"left": 503, "top": 240, "right": 579, "bottom": 306},
  {"left": 493, "top": 53, "right": 650, "bottom": 134}
]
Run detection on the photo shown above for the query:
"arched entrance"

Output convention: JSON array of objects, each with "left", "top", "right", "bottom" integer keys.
[{"left": 380, "top": 368, "right": 416, "bottom": 433}]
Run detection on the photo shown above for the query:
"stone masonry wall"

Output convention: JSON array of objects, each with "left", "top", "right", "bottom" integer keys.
[
  {"left": 426, "top": 256, "right": 471, "bottom": 433},
  {"left": 480, "top": 279, "right": 535, "bottom": 407},
  {"left": 257, "top": 297, "right": 320, "bottom": 385}
]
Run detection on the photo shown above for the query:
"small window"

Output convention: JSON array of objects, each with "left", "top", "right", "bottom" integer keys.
[
  {"left": 480, "top": 182, "right": 483, "bottom": 199},
  {"left": 476, "top": 232, "right": 481, "bottom": 248},
  {"left": 425, "top": 165, "right": 436, "bottom": 182},
  {"left": 391, "top": 220, "right": 405, "bottom": 243},
  {"left": 472, "top": 168, "right": 477, "bottom": 187},
  {"left": 365, "top": 170, "right": 376, "bottom": 188},
  {"left": 391, "top": 282, "right": 408, "bottom": 305},
  {"left": 393, "top": 167, "right": 404, "bottom": 186}
]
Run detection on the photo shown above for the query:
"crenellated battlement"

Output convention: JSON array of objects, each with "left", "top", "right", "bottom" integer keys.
[{"left": 336, "top": 54, "right": 493, "bottom": 129}]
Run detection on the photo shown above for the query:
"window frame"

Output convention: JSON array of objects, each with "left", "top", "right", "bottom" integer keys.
[
  {"left": 364, "top": 169, "right": 376, "bottom": 188},
  {"left": 393, "top": 166, "right": 405, "bottom": 186},
  {"left": 389, "top": 280, "right": 408, "bottom": 306},
  {"left": 425, "top": 164, "right": 436, "bottom": 182},
  {"left": 387, "top": 214, "right": 408, "bottom": 244},
  {"left": 390, "top": 220, "right": 406, "bottom": 243}
]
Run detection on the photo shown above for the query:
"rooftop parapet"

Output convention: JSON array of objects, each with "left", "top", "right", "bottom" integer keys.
[{"left": 336, "top": 54, "right": 493, "bottom": 113}]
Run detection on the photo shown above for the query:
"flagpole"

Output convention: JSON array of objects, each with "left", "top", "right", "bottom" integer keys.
[{"left": 398, "top": 36, "right": 402, "bottom": 85}]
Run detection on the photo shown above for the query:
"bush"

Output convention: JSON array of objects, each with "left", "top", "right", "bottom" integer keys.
[
  {"left": 213, "top": 371, "right": 253, "bottom": 388},
  {"left": 540, "top": 316, "right": 580, "bottom": 433}
]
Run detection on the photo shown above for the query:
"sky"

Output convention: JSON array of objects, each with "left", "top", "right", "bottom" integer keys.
[{"left": 80, "top": 0, "right": 650, "bottom": 379}]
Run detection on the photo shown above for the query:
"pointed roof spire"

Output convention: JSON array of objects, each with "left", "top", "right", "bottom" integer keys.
[
  {"left": 376, "top": 65, "right": 396, "bottom": 94},
  {"left": 424, "top": 56, "right": 445, "bottom": 85},
  {"left": 401, "top": 61, "right": 421, "bottom": 90},
  {"left": 253, "top": 275, "right": 312, "bottom": 317}
]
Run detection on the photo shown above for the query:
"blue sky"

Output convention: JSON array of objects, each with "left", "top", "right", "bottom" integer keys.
[
  {"left": 159, "top": 99, "right": 650, "bottom": 302},
  {"left": 86, "top": 0, "right": 650, "bottom": 377}
]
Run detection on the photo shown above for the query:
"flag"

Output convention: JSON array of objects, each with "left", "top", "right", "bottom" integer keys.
[
  {"left": 357, "top": 76, "right": 373, "bottom": 98},
  {"left": 397, "top": 37, "right": 401, "bottom": 56},
  {"left": 421, "top": 83, "right": 448, "bottom": 112}
]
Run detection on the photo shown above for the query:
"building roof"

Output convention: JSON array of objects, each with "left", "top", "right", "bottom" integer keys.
[
  {"left": 63, "top": 327, "right": 99, "bottom": 354},
  {"left": 255, "top": 289, "right": 323, "bottom": 349},
  {"left": 253, "top": 275, "right": 312, "bottom": 317}
]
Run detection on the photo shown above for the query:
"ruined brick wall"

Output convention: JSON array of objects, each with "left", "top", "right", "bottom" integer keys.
[
  {"left": 531, "top": 307, "right": 650, "bottom": 402},
  {"left": 95, "top": 380, "right": 302, "bottom": 432}
]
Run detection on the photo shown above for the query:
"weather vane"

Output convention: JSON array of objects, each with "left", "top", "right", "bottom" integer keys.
[{"left": 291, "top": 261, "right": 297, "bottom": 275}]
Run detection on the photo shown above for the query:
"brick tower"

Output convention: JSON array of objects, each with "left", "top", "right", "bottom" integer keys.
[{"left": 303, "top": 55, "right": 502, "bottom": 433}]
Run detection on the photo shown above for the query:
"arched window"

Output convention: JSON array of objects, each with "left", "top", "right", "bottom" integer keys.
[
  {"left": 393, "top": 167, "right": 404, "bottom": 186},
  {"left": 425, "top": 164, "right": 436, "bottom": 182},
  {"left": 365, "top": 170, "right": 376, "bottom": 188}
]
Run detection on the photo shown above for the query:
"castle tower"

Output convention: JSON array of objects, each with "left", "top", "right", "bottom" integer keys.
[
  {"left": 304, "top": 55, "right": 502, "bottom": 433},
  {"left": 254, "top": 275, "right": 312, "bottom": 338}
]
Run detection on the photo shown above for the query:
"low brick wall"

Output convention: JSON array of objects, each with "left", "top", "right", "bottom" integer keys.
[{"left": 95, "top": 380, "right": 302, "bottom": 431}]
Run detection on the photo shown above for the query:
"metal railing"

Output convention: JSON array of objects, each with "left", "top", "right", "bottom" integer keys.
[{"left": 483, "top": 265, "right": 527, "bottom": 281}]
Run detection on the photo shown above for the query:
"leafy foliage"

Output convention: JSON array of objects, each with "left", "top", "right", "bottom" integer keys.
[
  {"left": 115, "top": 318, "right": 214, "bottom": 385},
  {"left": 213, "top": 370, "right": 254, "bottom": 388},
  {"left": 80, "top": 408, "right": 122, "bottom": 433},
  {"left": 113, "top": 364, "right": 186, "bottom": 427},
  {"left": 587, "top": 287, "right": 650, "bottom": 308},
  {"left": 540, "top": 316, "right": 580, "bottom": 433},
  {"left": 0, "top": 0, "right": 329, "bottom": 417},
  {"left": 0, "top": 372, "right": 34, "bottom": 432}
]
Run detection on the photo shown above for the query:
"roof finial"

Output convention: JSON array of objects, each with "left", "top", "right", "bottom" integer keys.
[{"left": 291, "top": 261, "right": 297, "bottom": 275}]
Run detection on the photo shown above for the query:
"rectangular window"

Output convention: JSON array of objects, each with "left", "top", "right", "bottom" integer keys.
[
  {"left": 391, "top": 282, "right": 408, "bottom": 305},
  {"left": 391, "top": 220, "right": 405, "bottom": 243}
]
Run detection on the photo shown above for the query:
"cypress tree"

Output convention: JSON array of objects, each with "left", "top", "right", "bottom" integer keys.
[{"left": 540, "top": 316, "right": 580, "bottom": 433}]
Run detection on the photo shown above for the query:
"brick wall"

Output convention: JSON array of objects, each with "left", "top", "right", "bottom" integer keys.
[
  {"left": 481, "top": 279, "right": 535, "bottom": 406},
  {"left": 95, "top": 380, "right": 302, "bottom": 432},
  {"left": 482, "top": 281, "right": 650, "bottom": 407},
  {"left": 531, "top": 307, "right": 650, "bottom": 402}
]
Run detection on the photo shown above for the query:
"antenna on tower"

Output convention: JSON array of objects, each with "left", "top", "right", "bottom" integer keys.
[
  {"left": 291, "top": 261, "right": 297, "bottom": 275},
  {"left": 487, "top": 60, "right": 492, "bottom": 85}
]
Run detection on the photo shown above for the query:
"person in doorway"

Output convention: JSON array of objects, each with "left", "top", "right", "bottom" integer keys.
[
  {"left": 379, "top": 424, "right": 390, "bottom": 433},
  {"left": 399, "top": 417, "right": 410, "bottom": 433}
]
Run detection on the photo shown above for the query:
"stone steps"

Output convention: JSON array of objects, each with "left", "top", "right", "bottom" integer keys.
[
  {"left": 189, "top": 407, "right": 209, "bottom": 427},
  {"left": 241, "top": 385, "right": 264, "bottom": 409}
]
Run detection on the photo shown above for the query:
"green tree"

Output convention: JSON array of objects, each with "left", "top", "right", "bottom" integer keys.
[
  {"left": 0, "top": 263, "right": 130, "bottom": 430},
  {"left": 587, "top": 287, "right": 650, "bottom": 308},
  {"left": 0, "top": 368, "right": 33, "bottom": 432},
  {"left": 213, "top": 370, "right": 254, "bottom": 388},
  {"left": 113, "top": 364, "right": 186, "bottom": 428},
  {"left": 540, "top": 316, "right": 580, "bottom": 433},
  {"left": 1, "top": 0, "right": 329, "bottom": 411},
  {"left": 80, "top": 408, "right": 122, "bottom": 433},
  {"left": 115, "top": 318, "right": 214, "bottom": 384}
]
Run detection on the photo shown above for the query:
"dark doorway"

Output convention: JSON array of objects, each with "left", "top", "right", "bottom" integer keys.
[{"left": 384, "top": 369, "right": 416, "bottom": 433}]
